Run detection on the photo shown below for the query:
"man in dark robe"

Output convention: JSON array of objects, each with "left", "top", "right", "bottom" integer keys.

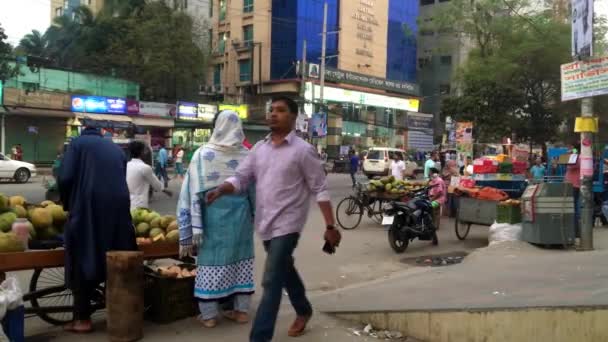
[{"left": 58, "top": 126, "right": 136, "bottom": 333}]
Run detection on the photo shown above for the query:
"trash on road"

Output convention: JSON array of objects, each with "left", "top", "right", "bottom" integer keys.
[{"left": 349, "top": 323, "right": 408, "bottom": 340}]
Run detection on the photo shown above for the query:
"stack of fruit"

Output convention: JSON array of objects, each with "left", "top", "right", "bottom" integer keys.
[
  {"left": 0, "top": 195, "right": 69, "bottom": 253},
  {"left": 367, "top": 177, "right": 428, "bottom": 196},
  {"left": 131, "top": 208, "right": 179, "bottom": 245},
  {"left": 154, "top": 264, "right": 196, "bottom": 279}
]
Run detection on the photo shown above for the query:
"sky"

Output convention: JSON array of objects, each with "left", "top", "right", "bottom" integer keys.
[
  {"left": 0, "top": 0, "right": 51, "bottom": 46},
  {"left": 0, "top": 0, "right": 606, "bottom": 47}
]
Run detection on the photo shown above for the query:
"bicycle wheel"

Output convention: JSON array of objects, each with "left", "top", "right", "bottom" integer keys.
[
  {"left": 336, "top": 197, "right": 363, "bottom": 230},
  {"left": 370, "top": 199, "right": 384, "bottom": 225},
  {"left": 29, "top": 268, "right": 106, "bottom": 325}
]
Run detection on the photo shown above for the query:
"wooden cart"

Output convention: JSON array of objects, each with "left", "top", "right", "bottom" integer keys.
[
  {"left": 454, "top": 197, "right": 498, "bottom": 240},
  {"left": 0, "top": 242, "right": 179, "bottom": 325}
]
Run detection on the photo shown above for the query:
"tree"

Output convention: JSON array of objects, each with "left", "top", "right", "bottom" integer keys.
[
  {"left": 16, "top": 30, "right": 50, "bottom": 58},
  {"left": 0, "top": 24, "right": 19, "bottom": 82}
]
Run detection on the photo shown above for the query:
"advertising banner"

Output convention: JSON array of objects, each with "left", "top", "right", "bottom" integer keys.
[
  {"left": 126, "top": 100, "right": 140, "bottom": 114},
  {"left": 139, "top": 101, "right": 176, "bottom": 117},
  {"left": 177, "top": 101, "right": 198, "bottom": 120},
  {"left": 455, "top": 122, "right": 473, "bottom": 143},
  {"left": 406, "top": 112, "right": 434, "bottom": 135},
  {"left": 219, "top": 104, "right": 248, "bottom": 120},
  {"left": 106, "top": 97, "right": 126, "bottom": 114},
  {"left": 71, "top": 95, "right": 108, "bottom": 113},
  {"left": 197, "top": 104, "right": 217, "bottom": 122},
  {"left": 561, "top": 57, "right": 608, "bottom": 101},
  {"left": 571, "top": 0, "right": 593, "bottom": 57},
  {"left": 309, "top": 113, "right": 327, "bottom": 138}
]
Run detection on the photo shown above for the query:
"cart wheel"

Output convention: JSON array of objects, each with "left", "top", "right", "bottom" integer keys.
[
  {"left": 336, "top": 197, "right": 363, "bottom": 230},
  {"left": 370, "top": 199, "right": 384, "bottom": 225},
  {"left": 29, "top": 268, "right": 106, "bottom": 326},
  {"left": 29, "top": 267, "right": 73, "bottom": 325},
  {"left": 455, "top": 219, "right": 472, "bottom": 240}
]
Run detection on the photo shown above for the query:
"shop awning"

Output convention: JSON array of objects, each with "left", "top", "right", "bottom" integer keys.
[
  {"left": 76, "top": 113, "right": 133, "bottom": 122},
  {"left": 6, "top": 107, "right": 74, "bottom": 118},
  {"left": 131, "top": 116, "right": 174, "bottom": 128}
]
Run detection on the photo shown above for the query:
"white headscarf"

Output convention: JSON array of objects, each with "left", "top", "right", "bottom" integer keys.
[{"left": 207, "top": 110, "right": 245, "bottom": 151}]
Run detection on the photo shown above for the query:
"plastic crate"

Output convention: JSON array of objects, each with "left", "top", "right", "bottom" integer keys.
[
  {"left": 144, "top": 265, "right": 198, "bottom": 324},
  {"left": 498, "top": 162, "right": 513, "bottom": 174},
  {"left": 2, "top": 305, "right": 24, "bottom": 342},
  {"left": 496, "top": 204, "right": 522, "bottom": 224}
]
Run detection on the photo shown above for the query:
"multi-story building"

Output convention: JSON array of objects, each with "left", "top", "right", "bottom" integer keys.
[
  {"left": 204, "top": 0, "right": 424, "bottom": 155},
  {"left": 417, "top": 0, "right": 570, "bottom": 141},
  {"left": 50, "top": 0, "right": 105, "bottom": 20}
]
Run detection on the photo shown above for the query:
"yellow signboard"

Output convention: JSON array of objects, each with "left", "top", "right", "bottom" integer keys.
[
  {"left": 219, "top": 104, "right": 248, "bottom": 120},
  {"left": 574, "top": 117, "right": 599, "bottom": 133}
]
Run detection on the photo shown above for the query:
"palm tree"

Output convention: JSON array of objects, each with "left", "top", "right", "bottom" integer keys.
[
  {"left": 17, "top": 30, "right": 49, "bottom": 57},
  {"left": 43, "top": 5, "right": 97, "bottom": 68}
]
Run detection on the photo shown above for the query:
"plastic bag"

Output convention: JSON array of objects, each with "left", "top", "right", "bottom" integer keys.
[
  {"left": 0, "top": 277, "right": 23, "bottom": 321},
  {"left": 489, "top": 222, "right": 522, "bottom": 245}
]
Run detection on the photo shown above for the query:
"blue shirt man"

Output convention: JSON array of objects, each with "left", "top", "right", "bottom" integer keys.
[
  {"left": 349, "top": 153, "right": 359, "bottom": 187},
  {"left": 158, "top": 147, "right": 168, "bottom": 167},
  {"left": 530, "top": 160, "right": 546, "bottom": 181},
  {"left": 156, "top": 146, "right": 169, "bottom": 187}
]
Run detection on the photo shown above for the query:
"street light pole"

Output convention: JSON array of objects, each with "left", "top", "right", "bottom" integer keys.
[{"left": 319, "top": 2, "right": 328, "bottom": 110}]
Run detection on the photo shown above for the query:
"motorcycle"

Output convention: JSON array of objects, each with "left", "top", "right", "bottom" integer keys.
[{"left": 382, "top": 185, "right": 439, "bottom": 253}]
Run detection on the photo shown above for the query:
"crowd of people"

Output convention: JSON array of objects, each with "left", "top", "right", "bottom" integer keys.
[{"left": 55, "top": 96, "right": 341, "bottom": 342}]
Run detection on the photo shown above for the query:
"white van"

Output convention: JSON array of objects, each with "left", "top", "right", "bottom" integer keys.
[{"left": 362, "top": 147, "right": 407, "bottom": 178}]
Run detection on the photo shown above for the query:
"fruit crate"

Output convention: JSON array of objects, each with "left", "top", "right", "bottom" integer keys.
[
  {"left": 496, "top": 204, "right": 522, "bottom": 224},
  {"left": 143, "top": 264, "right": 198, "bottom": 324}
]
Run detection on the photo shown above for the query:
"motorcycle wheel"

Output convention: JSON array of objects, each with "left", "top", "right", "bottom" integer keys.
[{"left": 388, "top": 226, "right": 409, "bottom": 253}]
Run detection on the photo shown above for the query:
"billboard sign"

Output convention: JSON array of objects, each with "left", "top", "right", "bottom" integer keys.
[
  {"left": 106, "top": 97, "right": 127, "bottom": 114},
  {"left": 197, "top": 104, "right": 217, "bottom": 122},
  {"left": 71, "top": 95, "right": 108, "bottom": 113},
  {"left": 177, "top": 101, "right": 198, "bottom": 120},
  {"left": 561, "top": 57, "right": 608, "bottom": 101},
  {"left": 406, "top": 112, "right": 434, "bottom": 134},
  {"left": 139, "top": 101, "right": 176, "bottom": 117},
  {"left": 126, "top": 100, "right": 140, "bottom": 114},
  {"left": 309, "top": 113, "right": 327, "bottom": 138},
  {"left": 571, "top": 0, "right": 593, "bottom": 57},
  {"left": 219, "top": 104, "right": 248, "bottom": 120}
]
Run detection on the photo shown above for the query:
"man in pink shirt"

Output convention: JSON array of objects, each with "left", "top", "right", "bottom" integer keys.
[
  {"left": 429, "top": 168, "right": 447, "bottom": 230},
  {"left": 206, "top": 96, "right": 342, "bottom": 342}
]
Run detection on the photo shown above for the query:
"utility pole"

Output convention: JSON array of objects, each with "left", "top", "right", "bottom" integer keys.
[
  {"left": 319, "top": 2, "right": 328, "bottom": 109},
  {"left": 300, "top": 40, "right": 307, "bottom": 104},
  {"left": 579, "top": 96, "right": 594, "bottom": 250}
]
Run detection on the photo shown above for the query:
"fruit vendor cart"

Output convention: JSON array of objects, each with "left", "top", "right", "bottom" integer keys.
[
  {"left": 453, "top": 197, "right": 498, "bottom": 240},
  {"left": 0, "top": 242, "right": 178, "bottom": 325}
]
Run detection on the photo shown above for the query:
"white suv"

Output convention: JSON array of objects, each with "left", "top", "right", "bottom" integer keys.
[
  {"left": 362, "top": 148, "right": 406, "bottom": 178},
  {"left": 0, "top": 153, "right": 37, "bottom": 183}
]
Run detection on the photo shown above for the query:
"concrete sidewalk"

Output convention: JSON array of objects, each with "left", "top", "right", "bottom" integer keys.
[{"left": 314, "top": 229, "right": 608, "bottom": 341}]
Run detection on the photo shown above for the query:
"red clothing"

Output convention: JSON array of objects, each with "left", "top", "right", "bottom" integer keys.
[
  {"left": 429, "top": 176, "right": 447, "bottom": 204},
  {"left": 565, "top": 158, "right": 581, "bottom": 189},
  {"left": 242, "top": 138, "right": 253, "bottom": 150}
]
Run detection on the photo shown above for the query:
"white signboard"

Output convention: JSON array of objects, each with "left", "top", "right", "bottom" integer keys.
[
  {"left": 139, "top": 101, "right": 176, "bottom": 117},
  {"left": 561, "top": 57, "right": 608, "bottom": 101},
  {"left": 572, "top": 0, "right": 593, "bottom": 57}
]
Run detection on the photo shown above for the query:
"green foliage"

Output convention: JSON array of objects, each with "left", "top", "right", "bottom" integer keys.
[
  {"left": 0, "top": 24, "right": 20, "bottom": 82},
  {"left": 16, "top": 1, "right": 208, "bottom": 102}
]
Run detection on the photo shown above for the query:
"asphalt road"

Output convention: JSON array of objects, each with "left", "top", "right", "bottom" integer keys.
[{"left": 2, "top": 173, "right": 489, "bottom": 340}]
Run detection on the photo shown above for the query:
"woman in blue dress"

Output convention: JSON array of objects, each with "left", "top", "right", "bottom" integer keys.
[{"left": 177, "top": 110, "right": 255, "bottom": 328}]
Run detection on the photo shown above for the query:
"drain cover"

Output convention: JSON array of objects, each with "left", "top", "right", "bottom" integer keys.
[{"left": 401, "top": 251, "right": 468, "bottom": 267}]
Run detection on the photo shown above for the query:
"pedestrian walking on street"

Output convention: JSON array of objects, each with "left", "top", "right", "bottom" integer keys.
[
  {"left": 156, "top": 144, "right": 169, "bottom": 188},
  {"left": 206, "top": 96, "right": 342, "bottom": 342},
  {"left": 178, "top": 110, "right": 255, "bottom": 328},
  {"left": 58, "top": 126, "right": 136, "bottom": 334},
  {"left": 174, "top": 145, "right": 185, "bottom": 181},
  {"left": 349, "top": 150, "right": 360, "bottom": 187},
  {"left": 391, "top": 153, "right": 405, "bottom": 181},
  {"left": 429, "top": 167, "right": 447, "bottom": 230},
  {"left": 424, "top": 152, "right": 439, "bottom": 180},
  {"left": 127, "top": 141, "right": 172, "bottom": 210}
]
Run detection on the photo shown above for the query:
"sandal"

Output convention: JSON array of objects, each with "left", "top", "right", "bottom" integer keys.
[
  {"left": 64, "top": 320, "right": 93, "bottom": 334},
  {"left": 223, "top": 310, "right": 249, "bottom": 324},
  {"left": 197, "top": 317, "right": 218, "bottom": 328}
]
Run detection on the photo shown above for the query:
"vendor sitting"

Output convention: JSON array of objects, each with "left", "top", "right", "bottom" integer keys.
[{"left": 429, "top": 168, "right": 447, "bottom": 230}]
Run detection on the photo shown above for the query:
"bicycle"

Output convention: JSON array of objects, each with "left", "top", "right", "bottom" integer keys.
[{"left": 336, "top": 182, "right": 386, "bottom": 230}]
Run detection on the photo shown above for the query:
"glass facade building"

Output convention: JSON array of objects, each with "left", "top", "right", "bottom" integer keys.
[
  {"left": 270, "top": 0, "right": 340, "bottom": 80},
  {"left": 386, "top": 0, "right": 418, "bottom": 83}
]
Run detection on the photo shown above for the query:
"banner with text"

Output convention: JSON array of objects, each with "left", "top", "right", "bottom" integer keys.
[{"left": 561, "top": 57, "right": 608, "bottom": 101}]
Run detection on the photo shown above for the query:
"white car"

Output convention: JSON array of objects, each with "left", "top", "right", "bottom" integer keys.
[
  {"left": 362, "top": 147, "right": 407, "bottom": 178},
  {"left": 0, "top": 153, "right": 37, "bottom": 183}
]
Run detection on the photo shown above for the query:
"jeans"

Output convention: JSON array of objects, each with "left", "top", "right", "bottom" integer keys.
[
  {"left": 350, "top": 171, "right": 356, "bottom": 187},
  {"left": 199, "top": 294, "right": 251, "bottom": 320},
  {"left": 156, "top": 164, "right": 169, "bottom": 188},
  {"left": 250, "top": 233, "right": 312, "bottom": 342}
]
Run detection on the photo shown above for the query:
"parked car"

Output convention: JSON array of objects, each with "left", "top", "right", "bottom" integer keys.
[
  {"left": 0, "top": 153, "right": 37, "bottom": 183},
  {"left": 362, "top": 147, "right": 406, "bottom": 178}
]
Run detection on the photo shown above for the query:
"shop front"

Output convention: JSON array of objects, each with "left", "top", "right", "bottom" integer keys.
[
  {"left": 304, "top": 82, "right": 418, "bottom": 157},
  {"left": 129, "top": 101, "right": 176, "bottom": 149},
  {"left": 174, "top": 102, "right": 216, "bottom": 162},
  {"left": 71, "top": 95, "right": 135, "bottom": 148},
  {"left": 2, "top": 88, "right": 73, "bottom": 163}
]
